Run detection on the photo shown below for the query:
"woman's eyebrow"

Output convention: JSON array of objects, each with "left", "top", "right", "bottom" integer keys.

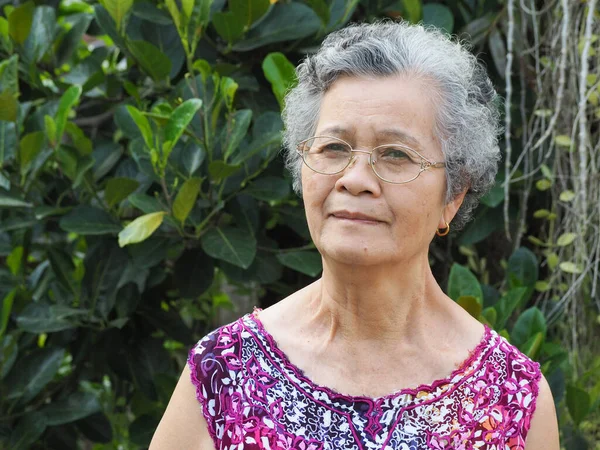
[
  {"left": 316, "top": 126, "right": 423, "bottom": 148},
  {"left": 317, "top": 125, "right": 351, "bottom": 136},
  {"left": 379, "top": 128, "right": 422, "bottom": 148}
]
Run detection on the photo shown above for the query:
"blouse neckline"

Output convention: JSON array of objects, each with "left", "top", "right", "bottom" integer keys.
[{"left": 246, "top": 307, "right": 493, "bottom": 405}]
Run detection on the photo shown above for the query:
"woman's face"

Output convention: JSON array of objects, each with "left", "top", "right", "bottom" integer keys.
[{"left": 301, "top": 74, "right": 464, "bottom": 266}]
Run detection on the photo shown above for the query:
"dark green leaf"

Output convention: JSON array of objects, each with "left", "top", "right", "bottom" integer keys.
[
  {"left": 56, "top": 13, "right": 92, "bottom": 66},
  {"left": 173, "top": 177, "right": 202, "bottom": 223},
  {"left": 55, "top": 85, "right": 83, "bottom": 145},
  {"left": 401, "top": 0, "right": 422, "bottom": 23},
  {"left": 212, "top": 11, "right": 246, "bottom": 43},
  {"left": 42, "top": 391, "right": 102, "bottom": 426},
  {"left": 0, "top": 121, "right": 17, "bottom": 164},
  {"left": 19, "top": 131, "right": 45, "bottom": 174},
  {"left": 0, "top": 192, "right": 32, "bottom": 208},
  {"left": 494, "top": 287, "right": 527, "bottom": 330},
  {"left": 128, "top": 193, "right": 164, "bottom": 214},
  {"left": 132, "top": 1, "right": 172, "bottom": 25},
  {"left": 141, "top": 20, "right": 185, "bottom": 79},
  {"left": 0, "top": 54, "right": 19, "bottom": 94},
  {"left": 262, "top": 53, "right": 296, "bottom": 110},
  {"left": 128, "top": 237, "right": 169, "bottom": 270},
  {"left": 0, "top": 90, "right": 17, "bottom": 122},
  {"left": 173, "top": 140, "right": 205, "bottom": 177},
  {"left": 5, "top": 347, "right": 65, "bottom": 402},
  {"left": 507, "top": 247, "right": 538, "bottom": 305},
  {"left": 128, "top": 40, "right": 172, "bottom": 82},
  {"left": 244, "top": 176, "right": 289, "bottom": 201},
  {"left": 48, "top": 248, "right": 76, "bottom": 295},
  {"left": 447, "top": 264, "right": 483, "bottom": 304},
  {"left": 201, "top": 226, "right": 256, "bottom": 268},
  {"left": 208, "top": 160, "right": 241, "bottom": 180},
  {"left": 422, "top": 3, "right": 453, "bottom": 33},
  {"left": 480, "top": 183, "right": 504, "bottom": 208},
  {"left": 8, "top": 1, "right": 34, "bottom": 45},
  {"left": 221, "top": 250, "right": 282, "bottom": 284},
  {"left": 305, "top": 0, "right": 329, "bottom": 26},
  {"left": 276, "top": 251, "right": 322, "bottom": 277},
  {"left": 22, "top": 6, "right": 56, "bottom": 64},
  {"left": 522, "top": 331, "right": 544, "bottom": 359},
  {"left": 127, "top": 338, "right": 171, "bottom": 400},
  {"left": 327, "top": 0, "right": 359, "bottom": 30},
  {"left": 105, "top": 177, "right": 140, "bottom": 207},
  {"left": 82, "top": 240, "right": 129, "bottom": 319},
  {"left": 59, "top": 206, "right": 121, "bottom": 235},
  {"left": 9, "top": 412, "right": 47, "bottom": 450},
  {"left": 567, "top": 385, "right": 590, "bottom": 426},
  {"left": 94, "top": 5, "right": 125, "bottom": 50},
  {"left": 93, "top": 141, "right": 123, "bottom": 180},
  {"left": 174, "top": 249, "right": 214, "bottom": 298},
  {"left": 129, "top": 415, "right": 160, "bottom": 447},
  {"left": 126, "top": 105, "right": 153, "bottom": 150},
  {"left": 457, "top": 206, "right": 503, "bottom": 246},
  {"left": 75, "top": 412, "right": 113, "bottom": 444},
  {"left": 99, "top": 0, "right": 133, "bottom": 32},
  {"left": 163, "top": 99, "right": 203, "bottom": 154},
  {"left": 457, "top": 295, "right": 482, "bottom": 319},
  {"left": 137, "top": 302, "right": 194, "bottom": 343},
  {"left": 512, "top": 307, "right": 547, "bottom": 347},
  {"left": 1, "top": 334, "right": 18, "bottom": 379},
  {"left": 489, "top": 28, "right": 507, "bottom": 77},
  {"left": 461, "top": 14, "right": 494, "bottom": 46},
  {"left": 232, "top": 3, "right": 320, "bottom": 51},
  {"left": 0, "top": 289, "right": 15, "bottom": 339},
  {"left": 482, "top": 307, "right": 497, "bottom": 327},
  {"left": 230, "top": 0, "right": 270, "bottom": 28},
  {"left": 16, "top": 303, "right": 85, "bottom": 333},
  {"left": 223, "top": 109, "right": 252, "bottom": 161}
]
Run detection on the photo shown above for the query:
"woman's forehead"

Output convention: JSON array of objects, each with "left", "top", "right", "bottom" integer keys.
[{"left": 315, "top": 75, "right": 439, "bottom": 146}]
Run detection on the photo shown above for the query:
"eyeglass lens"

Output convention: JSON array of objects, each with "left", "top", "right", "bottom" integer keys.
[{"left": 300, "top": 136, "right": 423, "bottom": 183}]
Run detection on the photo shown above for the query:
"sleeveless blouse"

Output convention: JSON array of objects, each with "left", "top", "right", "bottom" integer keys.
[{"left": 187, "top": 309, "right": 541, "bottom": 449}]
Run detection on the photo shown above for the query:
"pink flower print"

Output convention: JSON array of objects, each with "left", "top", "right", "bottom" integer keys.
[
  {"left": 481, "top": 406, "right": 513, "bottom": 444},
  {"left": 428, "top": 428, "right": 474, "bottom": 450},
  {"left": 222, "top": 392, "right": 260, "bottom": 445},
  {"left": 506, "top": 435, "right": 526, "bottom": 450},
  {"left": 246, "top": 356, "right": 279, "bottom": 404},
  {"left": 215, "top": 328, "right": 239, "bottom": 349},
  {"left": 269, "top": 398, "right": 285, "bottom": 420},
  {"left": 222, "top": 350, "right": 244, "bottom": 371}
]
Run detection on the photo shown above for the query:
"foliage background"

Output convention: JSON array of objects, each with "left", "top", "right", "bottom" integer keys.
[{"left": 0, "top": 0, "right": 598, "bottom": 448}]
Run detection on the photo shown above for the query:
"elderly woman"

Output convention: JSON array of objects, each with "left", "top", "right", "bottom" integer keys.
[{"left": 151, "top": 21, "right": 559, "bottom": 449}]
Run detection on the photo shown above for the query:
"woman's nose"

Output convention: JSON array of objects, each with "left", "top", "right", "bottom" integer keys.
[{"left": 335, "top": 152, "right": 382, "bottom": 196}]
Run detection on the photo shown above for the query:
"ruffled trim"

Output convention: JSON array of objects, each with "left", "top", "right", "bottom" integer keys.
[
  {"left": 247, "top": 307, "right": 494, "bottom": 405},
  {"left": 187, "top": 341, "right": 219, "bottom": 450}
]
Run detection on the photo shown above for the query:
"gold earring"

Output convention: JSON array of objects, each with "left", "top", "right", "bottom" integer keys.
[{"left": 436, "top": 221, "right": 450, "bottom": 237}]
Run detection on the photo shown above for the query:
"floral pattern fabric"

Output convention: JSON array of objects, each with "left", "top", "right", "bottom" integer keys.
[{"left": 188, "top": 308, "right": 541, "bottom": 450}]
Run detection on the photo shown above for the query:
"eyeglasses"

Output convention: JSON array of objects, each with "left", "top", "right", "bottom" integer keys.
[{"left": 296, "top": 135, "right": 446, "bottom": 184}]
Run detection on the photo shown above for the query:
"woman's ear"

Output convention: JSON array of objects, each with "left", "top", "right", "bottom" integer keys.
[{"left": 439, "top": 189, "right": 468, "bottom": 228}]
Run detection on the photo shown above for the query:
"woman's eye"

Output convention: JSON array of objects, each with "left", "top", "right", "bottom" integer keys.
[
  {"left": 380, "top": 148, "right": 410, "bottom": 160},
  {"left": 323, "top": 144, "right": 348, "bottom": 152}
]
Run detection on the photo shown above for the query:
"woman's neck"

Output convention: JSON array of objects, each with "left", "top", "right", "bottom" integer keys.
[{"left": 302, "top": 254, "right": 447, "bottom": 345}]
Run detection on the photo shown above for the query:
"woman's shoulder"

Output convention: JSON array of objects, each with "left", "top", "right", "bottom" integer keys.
[
  {"left": 487, "top": 328, "right": 542, "bottom": 383},
  {"left": 187, "top": 312, "right": 256, "bottom": 369}
]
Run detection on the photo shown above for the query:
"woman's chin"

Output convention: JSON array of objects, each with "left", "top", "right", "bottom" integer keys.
[{"left": 318, "top": 240, "right": 393, "bottom": 266}]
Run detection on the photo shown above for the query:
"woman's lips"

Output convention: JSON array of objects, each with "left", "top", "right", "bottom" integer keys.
[{"left": 330, "top": 211, "right": 384, "bottom": 224}]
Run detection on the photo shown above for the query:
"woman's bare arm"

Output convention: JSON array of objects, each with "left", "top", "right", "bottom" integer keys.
[
  {"left": 525, "top": 374, "right": 560, "bottom": 449},
  {"left": 149, "top": 364, "right": 215, "bottom": 450}
]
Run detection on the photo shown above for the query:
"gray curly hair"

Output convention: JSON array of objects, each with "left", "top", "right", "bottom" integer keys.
[{"left": 281, "top": 20, "right": 501, "bottom": 230}]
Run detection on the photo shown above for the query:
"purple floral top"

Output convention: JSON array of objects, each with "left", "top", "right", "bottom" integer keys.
[{"left": 188, "top": 308, "right": 541, "bottom": 450}]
